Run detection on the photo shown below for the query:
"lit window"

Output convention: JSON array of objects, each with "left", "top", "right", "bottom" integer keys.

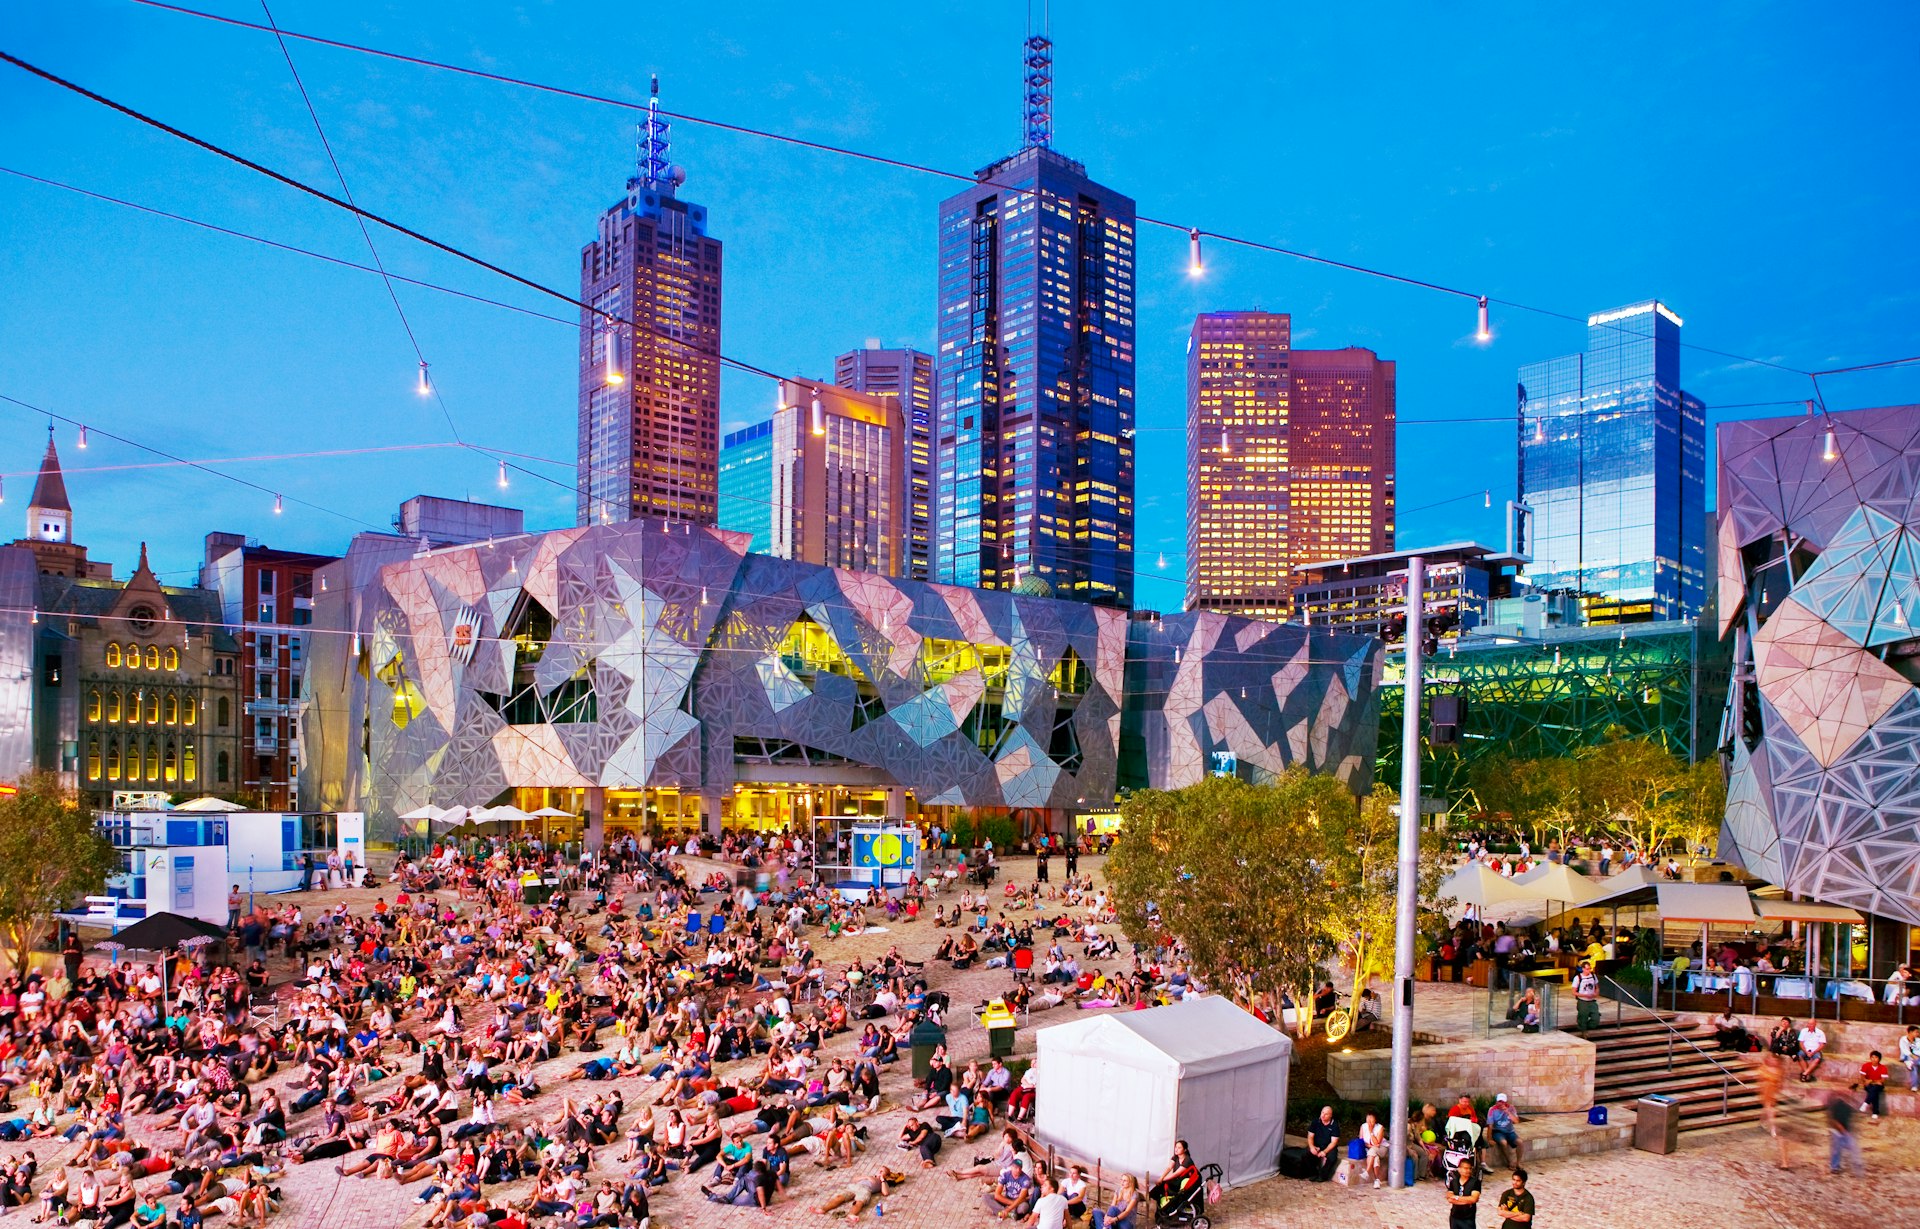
[
  {"left": 107, "top": 691, "right": 122, "bottom": 723},
  {"left": 165, "top": 647, "right": 179, "bottom": 670},
  {"left": 145, "top": 645, "right": 160, "bottom": 670},
  {"left": 183, "top": 743, "right": 196, "bottom": 780},
  {"left": 87, "top": 689, "right": 101, "bottom": 722},
  {"left": 105, "top": 644, "right": 121, "bottom": 668},
  {"left": 105, "top": 743, "right": 120, "bottom": 781}
]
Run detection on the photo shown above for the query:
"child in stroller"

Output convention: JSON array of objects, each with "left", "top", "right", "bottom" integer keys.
[{"left": 1442, "top": 1116, "right": 1483, "bottom": 1184}]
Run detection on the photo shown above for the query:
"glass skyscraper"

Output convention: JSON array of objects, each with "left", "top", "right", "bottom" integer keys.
[
  {"left": 1517, "top": 300, "right": 1706, "bottom": 622},
  {"left": 717, "top": 419, "right": 774, "bottom": 554},
  {"left": 835, "top": 344, "right": 935, "bottom": 581},
  {"left": 933, "top": 47, "right": 1136, "bottom": 607}
]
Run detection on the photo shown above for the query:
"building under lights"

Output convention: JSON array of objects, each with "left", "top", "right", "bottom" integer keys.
[
  {"left": 576, "top": 79, "right": 723, "bottom": 528},
  {"left": 933, "top": 36, "right": 1137, "bottom": 606},
  {"left": 297, "top": 512, "right": 1384, "bottom": 846},
  {"left": 835, "top": 343, "right": 935, "bottom": 581},
  {"left": 718, "top": 381, "right": 907, "bottom": 575},
  {"left": 1185, "top": 312, "right": 1396, "bottom": 617},
  {"left": 1517, "top": 300, "right": 1706, "bottom": 622}
]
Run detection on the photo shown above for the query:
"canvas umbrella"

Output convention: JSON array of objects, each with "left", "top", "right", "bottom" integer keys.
[
  {"left": 1512, "top": 863, "right": 1605, "bottom": 926},
  {"left": 1439, "top": 863, "right": 1532, "bottom": 919},
  {"left": 529, "top": 806, "right": 574, "bottom": 845}
]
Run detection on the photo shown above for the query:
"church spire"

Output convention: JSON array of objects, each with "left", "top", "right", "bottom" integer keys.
[{"left": 27, "top": 428, "right": 72, "bottom": 544}]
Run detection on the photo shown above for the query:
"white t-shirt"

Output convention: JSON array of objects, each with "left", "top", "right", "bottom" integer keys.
[
  {"left": 1032, "top": 1192, "right": 1069, "bottom": 1229},
  {"left": 1799, "top": 1025, "right": 1826, "bottom": 1054}
]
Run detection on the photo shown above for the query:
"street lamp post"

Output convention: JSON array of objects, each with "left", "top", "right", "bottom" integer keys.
[{"left": 1388, "top": 555, "right": 1424, "bottom": 1188}]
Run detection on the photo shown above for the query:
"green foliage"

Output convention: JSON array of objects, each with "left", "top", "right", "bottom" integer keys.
[
  {"left": 1106, "top": 771, "right": 1453, "bottom": 1021},
  {"left": 981, "top": 816, "right": 1018, "bottom": 850},
  {"left": 946, "top": 815, "right": 976, "bottom": 848},
  {"left": 1468, "top": 732, "right": 1727, "bottom": 856},
  {"left": 0, "top": 772, "right": 118, "bottom": 974},
  {"left": 1631, "top": 926, "right": 1663, "bottom": 968}
]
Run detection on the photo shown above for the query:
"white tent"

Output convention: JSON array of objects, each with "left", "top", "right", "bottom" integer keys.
[
  {"left": 1035, "top": 997, "right": 1291, "bottom": 1189},
  {"left": 174, "top": 796, "right": 246, "bottom": 812}
]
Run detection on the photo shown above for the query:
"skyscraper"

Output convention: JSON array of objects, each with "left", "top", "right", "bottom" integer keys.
[
  {"left": 577, "top": 78, "right": 723, "bottom": 527},
  {"left": 1185, "top": 314, "right": 1395, "bottom": 617},
  {"left": 1518, "top": 300, "right": 1705, "bottom": 622},
  {"left": 934, "top": 35, "right": 1136, "bottom": 606},
  {"left": 836, "top": 343, "right": 935, "bottom": 581},
  {"left": 1186, "top": 312, "right": 1293, "bottom": 617},
  {"left": 716, "top": 381, "right": 906, "bottom": 575},
  {"left": 1288, "top": 347, "right": 1397, "bottom": 569}
]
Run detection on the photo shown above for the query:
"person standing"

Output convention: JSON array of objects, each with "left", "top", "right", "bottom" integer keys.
[
  {"left": 1573, "top": 961, "right": 1601, "bottom": 1032},
  {"left": 1495, "top": 1169, "right": 1534, "bottom": 1228},
  {"left": 61, "top": 930, "right": 82, "bottom": 984},
  {"left": 1826, "top": 1089, "right": 1864, "bottom": 1176},
  {"left": 226, "top": 885, "right": 243, "bottom": 930},
  {"left": 1445, "top": 1156, "right": 1482, "bottom": 1228},
  {"left": 1064, "top": 841, "right": 1078, "bottom": 878}
]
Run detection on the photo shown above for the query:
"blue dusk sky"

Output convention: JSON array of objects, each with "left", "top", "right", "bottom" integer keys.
[{"left": 2, "top": 1, "right": 1916, "bottom": 604}]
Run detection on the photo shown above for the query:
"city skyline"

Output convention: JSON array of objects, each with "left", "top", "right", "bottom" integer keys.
[{"left": 2, "top": 3, "right": 1916, "bottom": 596}]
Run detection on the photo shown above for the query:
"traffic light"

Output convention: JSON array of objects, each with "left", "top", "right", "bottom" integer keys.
[{"left": 1429, "top": 692, "right": 1465, "bottom": 746}]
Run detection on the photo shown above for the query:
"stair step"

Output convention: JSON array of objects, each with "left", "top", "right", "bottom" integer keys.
[{"left": 1599, "top": 1075, "right": 1753, "bottom": 1100}]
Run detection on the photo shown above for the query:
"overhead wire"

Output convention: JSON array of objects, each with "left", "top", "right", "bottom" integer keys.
[
  {"left": 255, "top": 0, "right": 460, "bottom": 439},
  {"left": 113, "top": 0, "right": 1822, "bottom": 377}
]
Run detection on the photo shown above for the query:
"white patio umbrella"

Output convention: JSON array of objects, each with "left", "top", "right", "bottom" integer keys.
[
  {"left": 1440, "top": 863, "right": 1532, "bottom": 918},
  {"left": 1512, "top": 863, "right": 1605, "bottom": 924},
  {"left": 398, "top": 805, "right": 446, "bottom": 822},
  {"left": 529, "top": 807, "right": 575, "bottom": 818}
]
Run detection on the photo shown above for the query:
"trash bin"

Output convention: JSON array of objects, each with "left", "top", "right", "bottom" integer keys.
[
  {"left": 909, "top": 1019, "right": 948, "bottom": 1081},
  {"left": 1633, "top": 1095, "right": 1679, "bottom": 1154},
  {"left": 982, "top": 999, "right": 1018, "bottom": 1059}
]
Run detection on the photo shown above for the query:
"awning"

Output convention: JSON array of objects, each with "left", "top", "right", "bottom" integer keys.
[
  {"left": 1655, "top": 882, "right": 1756, "bottom": 924},
  {"left": 1753, "top": 900, "right": 1864, "bottom": 924}
]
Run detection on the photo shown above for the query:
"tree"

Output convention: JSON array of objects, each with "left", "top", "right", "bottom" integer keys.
[
  {"left": 1318, "top": 787, "right": 1454, "bottom": 1000},
  {"left": 1106, "top": 773, "right": 1348, "bottom": 1021},
  {"left": 1469, "top": 753, "right": 1580, "bottom": 847},
  {"left": 0, "top": 773, "right": 118, "bottom": 974},
  {"left": 1106, "top": 771, "right": 1454, "bottom": 1036},
  {"left": 1576, "top": 734, "right": 1694, "bottom": 855}
]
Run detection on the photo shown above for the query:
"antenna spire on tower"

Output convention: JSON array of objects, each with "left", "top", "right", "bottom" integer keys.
[
  {"left": 631, "top": 72, "right": 673, "bottom": 192},
  {"left": 1023, "top": 9, "right": 1053, "bottom": 151}
]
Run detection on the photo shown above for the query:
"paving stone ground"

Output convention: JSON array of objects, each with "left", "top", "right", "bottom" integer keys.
[{"left": 9, "top": 853, "right": 1919, "bottom": 1229}]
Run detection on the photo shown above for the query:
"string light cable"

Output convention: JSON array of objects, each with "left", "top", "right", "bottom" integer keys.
[
  {"left": 255, "top": 0, "right": 458, "bottom": 435},
  {"left": 109, "top": 0, "right": 1822, "bottom": 376}
]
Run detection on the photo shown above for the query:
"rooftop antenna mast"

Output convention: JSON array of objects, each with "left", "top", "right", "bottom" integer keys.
[
  {"left": 1023, "top": 2, "right": 1053, "bottom": 149},
  {"left": 632, "top": 73, "right": 673, "bottom": 191}
]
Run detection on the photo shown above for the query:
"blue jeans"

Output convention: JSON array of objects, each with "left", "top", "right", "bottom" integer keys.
[
  {"left": 1091, "top": 1208, "right": 1135, "bottom": 1229},
  {"left": 1829, "top": 1128, "right": 1863, "bottom": 1175}
]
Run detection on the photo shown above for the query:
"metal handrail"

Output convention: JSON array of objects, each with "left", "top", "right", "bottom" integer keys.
[{"left": 1599, "top": 975, "right": 1755, "bottom": 1094}]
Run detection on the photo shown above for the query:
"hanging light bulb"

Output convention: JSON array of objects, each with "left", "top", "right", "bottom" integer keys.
[
  {"left": 1187, "top": 229, "right": 1204, "bottom": 277},
  {"left": 1484, "top": 490, "right": 1491, "bottom": 509},
  {"left": 416, "top": 361, "right": 431, "bottom": 397},
  {"left": 273, "top": 493, "right": 283, "bottom": 515},
  {"left": 1552, "top": 647, "right": 1561, "bottom": 670},
  {"left": 351, "top": 631, "right": 362, "bottom": 658},
  {"left": 1533, "top": 417, "right": 1546, "bottom": 444},
  {"left": 810, "top": 390, "right": 826, "bottom": 437},
  {"left": 1157, "top": 552, "right": 1167, "bottom": 570},
  {"left": 1476, "top": 296, "right": 1491, "bottom": 342},
  {"left": 78, "top": 425, "right": 89, "bottom": 449},
  {"left": 0, "top": 474, "right": 5, "bottom": 503},
  {"left": 603, "top": 331, "right": 624, "bottom": 386},
  {"left": 497, "top": 459, "right": 510, "bottom": 489},
  {"left": 1220, "top": 429, "right": 1231, "bottom": 456},
  {"left": 1823, "top": 427, "right": 1838, "bottom": 462},
  {"left": 700, "top": 586, "right": 709, "bottom": 606}
]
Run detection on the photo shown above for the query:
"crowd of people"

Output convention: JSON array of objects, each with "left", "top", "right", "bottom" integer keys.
[{"left": 0, "top": 830, "right": 1218, "bottom": 1229}]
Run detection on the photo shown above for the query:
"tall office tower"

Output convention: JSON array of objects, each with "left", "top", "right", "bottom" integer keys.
[
  {"left": 1287, "top": 347, "right": 1397, "bottom": 571},
  {"left": 1186, "top": 312, "right": 1294, "bottom": 617},
  {"left": 577, "top": 78, "right": 723, "bottom": 527},
  {"left": 1518, "top": 300, "right": 1705, "bottom": 623},
  {"left": 1184, "top": 316, "right": 1395, "bottom": 617},
  {"left": 716, "top": 381, "right": 906, "bottom": 574},
  {"left": 933, "top": 35, "right": 1137, "bottom": 606},
  {"left": 836, "top": 343, "right": 935, "bottom": 580}
]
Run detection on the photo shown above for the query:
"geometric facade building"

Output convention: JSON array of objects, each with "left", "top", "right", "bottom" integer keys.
[
  {"left": 1716, "top": 405, "right": 1920, "bottom": 926},
  {"left": 300, "top": 515, "right": 1382, "bottom": 846}
]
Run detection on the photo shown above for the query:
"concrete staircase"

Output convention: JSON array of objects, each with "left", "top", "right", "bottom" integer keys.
[{"left": 1586, "top": 1013, "right": 1780, "bottom": 1131}]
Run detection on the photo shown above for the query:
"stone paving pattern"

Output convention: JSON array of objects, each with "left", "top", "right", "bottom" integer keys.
[{"left": 7, "top": 854, "right": 1918, "bottom": 1229}]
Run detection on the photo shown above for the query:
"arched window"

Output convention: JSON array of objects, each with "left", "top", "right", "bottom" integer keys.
[
  {"left": 87, "top": 689, "right": 102, "bottom": 722},
  {"left": 163, "top": 742, "right": 178, "bottom": 783},
  {"left": 146, "top": 692, "right": 160, "bottom": 724},
  {"left": 164, "top": 647, "right": 180, "bottom": 670},
  {"left": 216, "top": 750, "right": 230, "bottom": 783},
  {"left": 105, "top": 742, "right": 121, "bottom": 780},
  {"left": 164, "top": 694, "right": 178, "bottom": 725},
  {"left": 125, "top": 643, "right": 141, "bottom": 669},
  {"left": 145, "top": 645, "right": 160, "bottom": 670},
  {"left": 105, "top": 644, "right": 121, "bottom": 668},
  {"left": 216, "top": 697, "right": 230, "bottom": 728},
  {"left": 183, "top": 696, "right": 197, "bottom": 726},
  {"left": 182, "top": 742, "right": 197, "bottom": 781},
  {"left": 106, "top": 691, "right": 122, "bottom": 723},
  {"left": 145, "top": 742, "right": 160, "bottom": 781},
  {"left": 86, "top": 741, "right": 100, "bottom": 781}
]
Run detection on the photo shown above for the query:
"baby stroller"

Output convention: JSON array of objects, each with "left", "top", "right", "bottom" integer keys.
[
  {"left": 1155, "top": 1161, "right": 1221, "bottom": 1229},
  {"left": 1442, "top": 1117, "right": 1482, "bottom": 1184}
]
